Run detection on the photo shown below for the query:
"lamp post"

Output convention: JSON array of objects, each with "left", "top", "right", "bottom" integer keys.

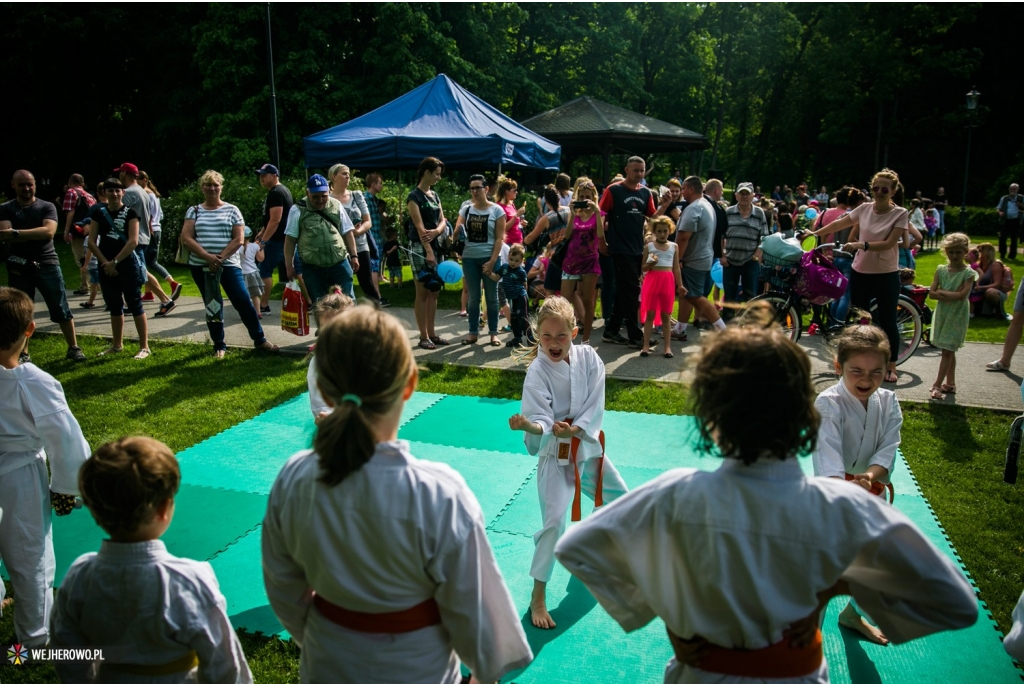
[
  {"left": 959, "top": 87, "right": 980, "bottom": 232},
  {"left": 265, "top": 3, "right": 280, "bottom": 171}
]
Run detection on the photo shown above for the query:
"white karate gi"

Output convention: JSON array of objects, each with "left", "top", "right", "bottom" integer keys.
[
  {"left": 50, "top": 539, "right": 253, "bottom": 684},
  {"left": 306, "top": 357, "right": 331, "bottom": 418},
  {"left": 556, "top": 458, "right": 978, "bottom": 683},
  {"left": 813, "top": 382, "right": 902, "bottom": 480},
  {"left": 520, "top": 343, "right": 628, "bottom": 583},
  {"left": 0, "top": 362, "right": 90, "bottom": 647},
  {"left": 1004, "top": 589, "right": 1024, "bottom": 661},
  {"left": 262, "top": 440, "right": 532, "bottom": 683}
]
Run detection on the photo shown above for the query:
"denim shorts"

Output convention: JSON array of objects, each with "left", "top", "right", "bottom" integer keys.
[
  {"left": 5, "top": 261, "right": 73, "bottom": 323},
  {"left": 682, "top": 267, "right": 709, "bottom": 299}
]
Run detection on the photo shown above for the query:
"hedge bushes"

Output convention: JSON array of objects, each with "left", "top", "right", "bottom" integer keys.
[
  {"left": 157, "top": 173, "right": 538, "bottom": 267},
  {"left": 943, "top": 205, "right": 1002, "bottom": 237}
]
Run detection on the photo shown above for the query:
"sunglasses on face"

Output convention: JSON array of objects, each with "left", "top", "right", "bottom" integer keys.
[
  {"left": 872, "top": 186, "right": 891, "bottom": 194},
  {"left": 469, "top": 186, "right": 485, "bottom": 191}
]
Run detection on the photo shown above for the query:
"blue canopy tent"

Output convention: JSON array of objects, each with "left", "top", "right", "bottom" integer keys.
[{"left": 303, "top": 74, "right": 561, "bottom": 171}]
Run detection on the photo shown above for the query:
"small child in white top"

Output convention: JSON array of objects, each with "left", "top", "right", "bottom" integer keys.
[
  {"left": 640, "top": 216, "right": 684, "bottom": 358},
  {"left": 812, "top": 323, "right": 903, "bottom": 646},
  {"left": 50, "top": 436, "right": 252, "bottom": 683},
  {"left": 237, "top": 226, "right": 265, "bottom": 317},
  {"left": 308, "top": 286, "right": 355, "bottom": 422},
  {"left": 0, "top": 287, "right": 91, "bottom": 648}
]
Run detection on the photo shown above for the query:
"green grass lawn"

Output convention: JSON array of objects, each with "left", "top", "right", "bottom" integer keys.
[{"left": 1, "top": 328, "right": 1020, "bottom": 682}]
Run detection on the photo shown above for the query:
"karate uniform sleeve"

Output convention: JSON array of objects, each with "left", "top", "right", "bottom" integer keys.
[
  {"left": 50, "top": 560, "right": 94, "bottom": 684},
  {"left": 521, "top": 370, "right": 554, "bottom": 456},
  {"left": 186, "top": 567, "right": 254, "bottom": 684},
  {"left": 555, "top": 487, "right": 658, "bottom": 632},
  {"left": 261, "top": 478, "right": 313, "bottom": 646},
  {"left": 1003, "top": 589, "right": 1024, "bottom": 661},
  {"left": 841, "top": 511, "right": 978, "bottom": 644},
  {"left": 307, "top": 358, "right": 331, "bottom": 418},
  {"left": 28, "top": 376, "right": 90, "bottom": 495},
  {"left": 812, "top": 394, "right": 847, "bottom": 479},
  {"left": 430, "top": 496, "right": 533, "bottom": 683},
  {"left": 571, "top": 347, "right": 605, "bottom": 444},
  {"left": 868, "top": 395, "right": 902, "bottom": 476}
]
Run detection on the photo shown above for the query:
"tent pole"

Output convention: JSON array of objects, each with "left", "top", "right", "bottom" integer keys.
[
  {"left": 498, "top": 162, "right": 502, "bottom": 177},
  {"left": 265, "top": 3, "right": 280, "bottom": 171}
]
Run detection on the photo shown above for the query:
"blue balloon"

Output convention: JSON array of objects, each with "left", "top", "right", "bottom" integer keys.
[
  {"left": 710, "top": 260, "right": 724, "bottom": 289},
  {"left": 805, "top": 208, "right": 819, "bottom": 221},
  {"left": 436, "top": 260, "right": 464, "bottom": 284}
]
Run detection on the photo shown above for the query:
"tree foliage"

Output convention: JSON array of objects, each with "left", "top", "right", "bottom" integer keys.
[{"left": 1, "top": 2, "right": 1015, "bottom": 203}]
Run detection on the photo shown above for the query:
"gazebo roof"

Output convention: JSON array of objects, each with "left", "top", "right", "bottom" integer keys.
[{"left": 521, "top": 97, "right": 708, "bottom": 154}]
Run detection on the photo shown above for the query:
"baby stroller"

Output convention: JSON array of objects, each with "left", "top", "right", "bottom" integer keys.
[{"left": 900, "top": 285, "right": 934, "bottom": 345}]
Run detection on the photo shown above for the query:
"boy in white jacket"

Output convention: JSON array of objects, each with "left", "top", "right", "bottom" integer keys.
[{"left": 0, "top": 287, "right": 90, "bottom": 647}]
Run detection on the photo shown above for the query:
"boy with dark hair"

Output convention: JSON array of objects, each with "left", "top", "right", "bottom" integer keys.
[
  {"left": 0, "top": 287, "right": 90, "bottom": 648},
  {"left": 50, "top": 435, "right": 252, "bottom": 683}
]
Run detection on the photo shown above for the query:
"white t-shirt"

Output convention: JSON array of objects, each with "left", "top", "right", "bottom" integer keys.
[{"left": 237, "top": 242, "right": 262, "bottom": 275}]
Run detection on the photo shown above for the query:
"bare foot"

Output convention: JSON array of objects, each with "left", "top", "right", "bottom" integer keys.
[
  {"left": 838, "top": 603, "right": 889, "bottom": 645},
  {"left": 530, "top": 597, "right": 556, "bottom": 629}
]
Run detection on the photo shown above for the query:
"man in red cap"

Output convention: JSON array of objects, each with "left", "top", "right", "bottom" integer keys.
[{"left": 114, "top": 163, "right": 174, "bottom": 314}]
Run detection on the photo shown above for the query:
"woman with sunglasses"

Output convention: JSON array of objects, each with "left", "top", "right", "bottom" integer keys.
[
  {"left": 457, "top": 175, "right": 506, "bottom": 346},
  {"left": 821, "top": 169, "right": 909, "bottom": 383},
  {"left": 494, "top": 177, "right": 526, "bottom": 245}
]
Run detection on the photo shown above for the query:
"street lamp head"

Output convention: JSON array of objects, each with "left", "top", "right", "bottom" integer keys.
[{"left": 966, "top": 88, "right": 980, "bottom": 111}]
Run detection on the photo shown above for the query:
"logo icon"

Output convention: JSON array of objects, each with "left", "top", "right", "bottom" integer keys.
[
  {"left": 504, "top": 142, "right": 514, "bottom": 156},
  {"left": 8, "top": 643, "right": 29, "bottom": 665}
]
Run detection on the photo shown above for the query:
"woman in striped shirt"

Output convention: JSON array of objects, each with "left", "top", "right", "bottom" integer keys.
[{"left": 181, "top": 170, "right": 279, "bottom": 358}]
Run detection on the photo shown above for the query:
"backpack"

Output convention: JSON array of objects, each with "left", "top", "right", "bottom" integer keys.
[{"left": 1003, "top": 263, "right": 1014, "bottom": 293}]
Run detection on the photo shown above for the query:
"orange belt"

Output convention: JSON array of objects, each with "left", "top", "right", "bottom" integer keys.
[
  {"left": 697, "top": 629, "right": 824, "bottom": 679},
  {"left": 313, "top": 593, "right": 441, "bottom": 633},
  {"left": 845, "top": 473, "right": 895, "bottom": 503},
  {"left": 559, "top": 418, "right": 605, "bottom": 522}
]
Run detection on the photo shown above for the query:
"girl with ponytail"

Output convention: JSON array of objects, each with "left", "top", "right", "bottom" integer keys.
[{"left": 262, "top": 306, "right": 533, "bottom": 683}]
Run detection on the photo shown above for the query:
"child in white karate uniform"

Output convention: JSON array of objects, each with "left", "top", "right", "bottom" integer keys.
[
  {"left": 306, "top": 286, "right": 354, "bottom": 422},
  {"left": 554, "top": 314, "right": 977, "bottom": 683},
  {"left": 50, "top": 436, "right": 252, "bottom": 683},
  {"left": 0, "top": 287, "right": 90, "bottom": 648},
  {"left": 263, "top": 307, "right": 532, "bottom": 683},
  {"left": 509, "top": 296, "right": 628, "bottom": 629},
  {"left": 813, "top": 323, "right": 903, "bottom": 645}
]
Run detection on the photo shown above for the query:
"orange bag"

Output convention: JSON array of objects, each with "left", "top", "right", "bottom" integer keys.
[{"left": 281, "top": 281, "right": 309, "bottom": 336}]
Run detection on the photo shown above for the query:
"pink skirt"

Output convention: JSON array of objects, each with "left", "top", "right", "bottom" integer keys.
[{"left": 641, "top": 270, "right": 676, "bottom": 323}]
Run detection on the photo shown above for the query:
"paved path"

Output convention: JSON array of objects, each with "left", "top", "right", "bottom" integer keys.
[{"left": 33, "top": 291, "right": 1024, "bottom": 412}]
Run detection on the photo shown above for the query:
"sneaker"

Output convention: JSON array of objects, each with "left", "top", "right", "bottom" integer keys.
[
  {"left": 19, "top": 351, "right": 30, "bottom": 364},
  {"left": 629, "top": 337, "right": 659, "bottom": 349},
  {"left": 72, "top": 288, "right": 88, "bottom": 296},
  {"left": 260, "top": 305, "right": 272, "bottom": 314},
  {"left": 66, "top": 346, "right": 86, "bottom": 362},
  {"left": 505, "top": 338, "right": 523, "bottom": 348},
  {"left": 169, "top": 281, "right": 183, "bottom": 301},
  {"left": 501, "top": 324, "right": 512, "bottom": 333},
  {"left": 602, "top": 332, "right": 629, "bottom": 345},
  {"left": 807, "top": 323, "right": 819, "bottom": 336},
  {"left": 141, "top": 292, "right": 155, "bottom": 302},
  {"left": 379, "top": 298, "right": 391, "bottom": 309},
  {"left": 155, "top": 300, "right": 176, "bottom": 317},
  {"left": 79, "top": 302, "right": 96, "bottom": 309}
]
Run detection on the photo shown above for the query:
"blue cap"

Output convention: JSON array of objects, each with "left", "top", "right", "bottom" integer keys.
[
  {"left": 243, "top": 225, "right": 252, "bottom": 238},
  {"left": 307, "top": 174, "right": 329, "bottom": 193},
  {"left": 256, "top": 164, "right": 279, "bottom": 176}
]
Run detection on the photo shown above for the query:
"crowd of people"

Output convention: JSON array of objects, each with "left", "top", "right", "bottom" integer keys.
[{"left": 0, "top": 280, "right": 999, "bottom": 683}]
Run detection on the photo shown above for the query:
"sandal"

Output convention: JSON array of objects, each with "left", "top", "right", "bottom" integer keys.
[
  {"left": 418, "top": 338, "right": 437, "bottom": 350},
  {"left": 490, "top": 338, "right": 502, "bottom": 347},
  {"left": 98, "top": 346, "right": 123, "bottom": 356},
  {"left": 987, "top": 360, "right": 1010, "bottom": 371},
  {"left": 929, "top": 386, "right": 945, "bottom": 400},
  {"left": 429, "top": 336, "right": 450, "bottom": 346},
  {"left": 884, "top": 370, "right": 898, "bottom": 383},
  {"left": 134, "top": 348, "right": 151, "bottom": 360},
  {"left": 940, "top": 384, "right": 956, "bottom": 394},
  {"left": 79, "top": 302, "right": 96, "bottom": 309},
  {"left": 257, "top": 341, "right": 280, "bottom": 353},
  {"left": 458, "top": 311, "right": 469, "bottom": 317}
]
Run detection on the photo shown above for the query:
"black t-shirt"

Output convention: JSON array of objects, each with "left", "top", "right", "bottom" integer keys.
[
  {"left": 795, "top": 193, "right": 810, "bottom": 206},
  {"left": 599, "top": 183, "right": 656, "bottom": 256},
  {"left": 383, "top": 239, "right": 402, "bottom": 267},
  {"left": 406, "top": 187, "right": 442, "bottom": 243},
  {"left": 261, "top": 184, "right": 293, "bottom": 242},
  {"left": 934, "top": 193, "right": 947, "bottom": 211},
  {"left": 0, "top": 199, "right": 59, "bottom": 265},
  {"left": 705, "top": 194, "right": 728, "bottom": 259},
  {"left": 89, "top": 203, "right": 139, "bottom": 261}
]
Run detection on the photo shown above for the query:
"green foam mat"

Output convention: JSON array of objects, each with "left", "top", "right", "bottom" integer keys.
[{"left": 8, "top": 391, "right": 1017, "bottom": 683}]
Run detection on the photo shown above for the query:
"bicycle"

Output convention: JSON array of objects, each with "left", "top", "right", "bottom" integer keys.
[{"left": 751, "top": 244, "right": 924, "bottom": 366}]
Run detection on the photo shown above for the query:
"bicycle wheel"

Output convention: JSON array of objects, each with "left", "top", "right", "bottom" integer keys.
[
  {"left": 894, "top": 294, "right": 923, "bottom": 366},
  {"left": 749, "top": 292, "right": 802, "bottom": 341}
]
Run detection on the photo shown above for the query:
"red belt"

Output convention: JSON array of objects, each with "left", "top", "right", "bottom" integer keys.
[
  {"left": 560, "top": 418, "right": 605, "bottom": 522},
  {"left": 313, "top": 593, "right": 441, "bottom": 633},
  {"left": 845, "top": 473, "right": 895, "bottom": 503},
  {"left": 697, "top": 629, "right": 824, "bottom": 679}
]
